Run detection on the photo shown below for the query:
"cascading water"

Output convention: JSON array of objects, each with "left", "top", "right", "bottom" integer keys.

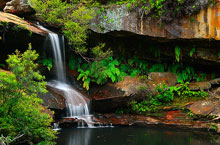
[
  {"left": 48, "top": 33, "right": 66, "bottom": 83},
  {"left": 40, "top": 26, "right": 94, "bottom": 127}
]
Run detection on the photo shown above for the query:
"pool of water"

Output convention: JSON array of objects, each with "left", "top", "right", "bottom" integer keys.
[{"left": 57, "top": 127, "right": 220, "bottom": 145}]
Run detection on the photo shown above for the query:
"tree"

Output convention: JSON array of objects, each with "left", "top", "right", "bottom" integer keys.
[{"left": 0, "top": 45, "right": 56, "bottom": 145}]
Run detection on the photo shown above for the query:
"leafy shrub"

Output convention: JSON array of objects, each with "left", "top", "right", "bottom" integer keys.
[
  {"left": 69, "top": 54, "right": 209, "bottom": 90},
  {"left": 0, "top": 46, "right": 56, "bottom": 144},
  {"left": 129, "top": 82, "right": 207, "bottom": 114},
  {"left": 77, "top": 56, "right": 123, "bottom": 90},
  {"left": 30, "top": 0, "right": 111, "bottom": 60},
  {"left": 38, "top": 53, "right": 53, "bottom": 71}
]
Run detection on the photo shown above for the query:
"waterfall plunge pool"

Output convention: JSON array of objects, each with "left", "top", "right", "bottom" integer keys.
[{"left": 56, "top": 127, "right": 220, "bottom": 145}]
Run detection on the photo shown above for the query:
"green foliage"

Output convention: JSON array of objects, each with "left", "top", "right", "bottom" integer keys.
[
  {"left": 70, "top": 53, "right": 208, "bottom": 90},
  {"left": 69, "top": 54, "right": 82, "bottom": 70},
  {"left": 175, "top": 46, "right": 181, "bottom": 62},
  {"left": 168, "top": 64, "right": 196, "bottom": 83},
  {"left": 38, "top": 53, "right": 53, "bottom": 71},
  {"left": 149, "top": 63, "right": 164, "bottom": 72},
  {"left": 77, "top": 56, "right": 123, "bottom": 90},
  {"left": 130, "top": 82, "right": 207, "bottom": 114},
  {"left": 0, "top": 46, "right": 56, "bottom": 144},
  {"left": 42, "top": 57, "right": 53, "bottom": 71},
  {"left": 0, "top": 63, "right": 5, "bottom": 68},
  {"left": 91, "top": 43, "right": 112, "bottom": 59},
  {"left": 30, "top": 0, "right": 112, "bottom": 59},
  {"left": 62, "top": 6, "right": 96, "bottom": 54},
  {"left": 190, "top": 47, "right": 196, "bottom": 57}
]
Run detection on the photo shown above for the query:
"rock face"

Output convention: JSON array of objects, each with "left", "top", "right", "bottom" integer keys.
[
  {"left": 88, "top": 3, "right": 220, "bottom": 70},
  {"left": 0, "top": 12, "right": 48, "bottom": 63},
  {"left": 0, "top": 12, "right": 47, "bottom": 36},
  {"left": 91, "top": 2, "right": 220, "bottom": 40},
  {"left": 3, "top": 0, "right": 34, "bottom": 15},
  {"left": 0, "top": 0, "right": 10, "bottom": 10},
  {"left": 90, "top": 76, "right": 156, "bottom": 113},
  {"left": 95, "top": 113, "right": 210, "bottom": 130}
]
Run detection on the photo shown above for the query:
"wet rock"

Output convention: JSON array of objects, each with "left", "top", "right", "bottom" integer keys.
[
  {"left": 188, "top": 82, "right": 211, "bottom": 91},
  {"left": 90, "top": 76, "right": 154, "bottom": 113},
  {"left": 148, "top": 72, "right": 177, "bottom": 87},
  {"left": 4, "top": 0, "right": 34, "bottom": 15},
  {"left": 95, "top": 113, "right": 210, "bottom": 130},
  {"left": 59, "top": 118, "right": 82, "bottom": 128},
  {"left": 40, "top": 86, "right": 66, "bottom": 110}
]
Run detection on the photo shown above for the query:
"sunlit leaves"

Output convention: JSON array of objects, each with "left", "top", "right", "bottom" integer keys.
[{"left": 0, "top": 48, "right": 56, "bottom": 144}]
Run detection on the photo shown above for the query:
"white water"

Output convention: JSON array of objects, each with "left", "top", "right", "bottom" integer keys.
[
  {"left": 40, "top": 26, "right": 95, "bottom": 128},
  {"left": 49, "top": 34, "right": 66, "bottom": 83}
]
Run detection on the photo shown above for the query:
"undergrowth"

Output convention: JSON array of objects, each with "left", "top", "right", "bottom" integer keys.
[
  {"left": 129, "top": 82, "right": 208, "bottom": 114},
  {"left": 69, "top": 54, "right": 212, "bottom": 90}
]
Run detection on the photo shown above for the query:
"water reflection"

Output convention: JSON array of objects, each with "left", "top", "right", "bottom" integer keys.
[
  {"left": 58, "top": 128, "right": 91, "bottom": 145},
  {"left": 57, "top": 127, "right": 220, "bottom": 145}
]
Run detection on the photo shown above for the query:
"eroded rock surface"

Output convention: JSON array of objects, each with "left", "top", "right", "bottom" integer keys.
[
  {"left": 4, "top": 0, "right": 34, "bottom": 15},
  {"left": 40, "top": 86, "right": 66, "bottom": 110},
  {"left": 0, "top": 12, "right": 47, "bottom": 36},
  {"left": 90, "top": 76, "right": 154, "bottom": 113},
  {"left": 95, "top": 113, "right": 210, "bottom": 130},
  {"left": 91, "top": 2, "right": 220, "bottom": 40}
]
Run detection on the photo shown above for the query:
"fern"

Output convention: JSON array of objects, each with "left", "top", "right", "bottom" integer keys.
[
  {"left": 175, "top": 46, "right": 181, "bottom": 62},
  {"left": 77, "top": 56, "right": 123, "bottom": 90},
  {"left": 149, "top": 63, "right": 164, "bottom": 72},
  {"left": 69, "top": 55, "right": 82, "bottom": 70},
  {"left": 190, "top": 48, "right": 195, "bottom": 57}
]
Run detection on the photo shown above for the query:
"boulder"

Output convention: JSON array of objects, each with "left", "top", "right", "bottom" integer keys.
[
  {"left": 186, "top": 101, "right": 215, "bottom": 116},
  {"left": 148, "top": 72, "right": 177, "bottom": 87},
  {"left": 4, "top": 0, "right": 34, "bottom": 15},
  {"left": 188, "top": 81, "right": 211, "bottom": 91},
  {"left": 186, "top": 100, "right": 220, "bottom": 120},
  {"left": 90, "top": 76, "right": 155, "bottom": 113},
  {"left": 40, "top": 86, "right": 66, "bottom": 110}
]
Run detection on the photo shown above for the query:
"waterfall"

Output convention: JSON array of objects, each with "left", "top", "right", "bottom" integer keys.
[
  {"left": 40, "top": 26, "right": 94, "bottom": 127},
  {"left": 48, "top": 34, "right": 66, "bottom": 83}
]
